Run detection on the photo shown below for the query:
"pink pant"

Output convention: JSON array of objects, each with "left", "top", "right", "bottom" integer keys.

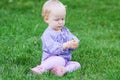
[{"left": 41, "top": 56, "right": 81, "bottom": 72}]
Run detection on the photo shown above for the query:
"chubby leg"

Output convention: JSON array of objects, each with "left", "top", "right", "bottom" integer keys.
[
  {"left": 65, "top": 61, "right": 81, "bottom": 72},
  {"left": 41, "top": 56, "right": 66, "bottom": 69},
  {"left": 51, "top": 66, "right": 66, "bottom": 76},
  {"left": 31, "top": 56, "right": 66, "bottom": 74},
  {"left": 51, "top": 61, "right": 81, "bottom": 76}
]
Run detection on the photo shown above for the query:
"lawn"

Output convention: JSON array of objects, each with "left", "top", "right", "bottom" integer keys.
[{"left": 0, "top": 0, "right": 120, "bottom": 80}]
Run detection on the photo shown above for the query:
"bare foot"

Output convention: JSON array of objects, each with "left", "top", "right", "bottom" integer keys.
[
  {"left": 31, "top": 65, "right": 46, "bottom": 74},
  {"left": 51, "top": 66, "right": 66, "bottom": 76}
]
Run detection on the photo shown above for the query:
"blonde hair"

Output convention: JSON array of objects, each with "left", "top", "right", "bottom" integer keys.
[{"left": 42, "top": 0, "right": 66, "bottom": 18}]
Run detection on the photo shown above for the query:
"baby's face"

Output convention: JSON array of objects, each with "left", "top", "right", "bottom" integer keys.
[{"left": 47, "top": 8, "right": 66, "bottom": 31}]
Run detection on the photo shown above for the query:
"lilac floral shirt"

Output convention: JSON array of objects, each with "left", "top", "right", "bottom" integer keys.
[{"left": 41, "top": 26, "right": 80, "bottom": 62}]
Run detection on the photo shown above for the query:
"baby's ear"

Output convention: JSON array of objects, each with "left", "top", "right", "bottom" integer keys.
[{"left": 44, "top": 16, "right": 48, "bottom": 23}]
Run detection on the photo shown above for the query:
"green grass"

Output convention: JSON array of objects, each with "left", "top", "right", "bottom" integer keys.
[{"left": 0, "top": 0, "right": 120, "bottom": 80}]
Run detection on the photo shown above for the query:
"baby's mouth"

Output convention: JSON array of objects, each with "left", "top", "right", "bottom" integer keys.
[{"left": 58, "top": 26, "right": 62, "bottom": 28}]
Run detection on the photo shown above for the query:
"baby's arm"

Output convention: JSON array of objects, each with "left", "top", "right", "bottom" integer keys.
[{"left": 42, "top": 34, "right": 66, "bottom": 55}]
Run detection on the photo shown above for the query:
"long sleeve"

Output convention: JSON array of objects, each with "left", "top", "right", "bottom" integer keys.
[
  {"left": 41, "top": 27, "right": 79, "bottom": 61},
  {"left": 41, "top": 32, "right": 65, "bottom": 55}
]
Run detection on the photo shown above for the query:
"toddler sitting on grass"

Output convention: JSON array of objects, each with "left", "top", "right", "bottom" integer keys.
[{"left": 31, "top": 0, "right": 81, "bottom": 76}]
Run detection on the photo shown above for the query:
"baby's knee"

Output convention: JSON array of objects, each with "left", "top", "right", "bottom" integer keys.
[{"left": 51, "top": 56, "right": 65, "bottom": 66}]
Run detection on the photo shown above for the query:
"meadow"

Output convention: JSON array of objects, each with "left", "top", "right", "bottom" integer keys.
[{"left": 0, "top": 0, "right": 120, "bottom": 80}]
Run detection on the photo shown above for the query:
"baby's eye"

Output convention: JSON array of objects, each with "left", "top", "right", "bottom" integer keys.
[
  {"left": 54, "top": 19, "right": 59, "bottom": 21},
  {"left": 54, "top": 18, "right": 65, "bottom": 21},
  {"left": 61, "top": 18, "right": 65, "bottom": 20}
]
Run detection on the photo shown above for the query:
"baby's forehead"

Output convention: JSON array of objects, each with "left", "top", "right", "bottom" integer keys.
[
  {"left": 50, "top": 9, "right": 66, "bottom": 17},
  {"left": 53, "top": 15, "right": 66, "bottom": 19},
  {"left": 50, "top": 5, "right": 66, "bottom": 14}
]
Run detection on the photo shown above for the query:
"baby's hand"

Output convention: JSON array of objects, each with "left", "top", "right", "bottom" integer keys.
[
  {"left": 69, "top": 39, "right": 79, "bottom": 49},
  {"left": 63, "top": 39, "right": 79, "bottom": 50}
]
